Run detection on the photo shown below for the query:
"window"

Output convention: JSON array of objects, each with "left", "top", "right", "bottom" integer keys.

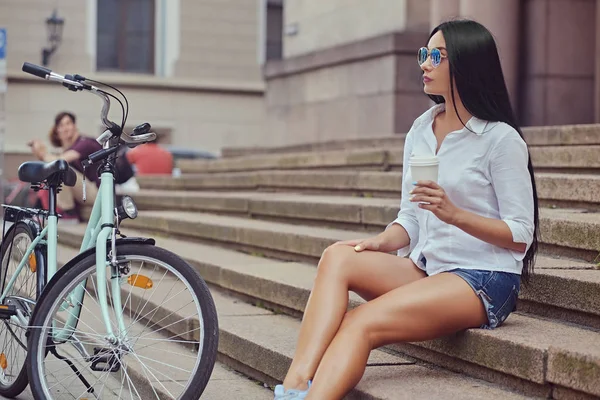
[
  {"left": 97, "top": 0, "right": 155, "bottom": 73},
  {"left": 265, "top": 0, "right": 283, "bottom": 61}
]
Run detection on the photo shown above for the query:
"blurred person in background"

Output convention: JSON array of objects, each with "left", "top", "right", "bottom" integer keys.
[
  {"left": 125, "top": 135, "right": 173, "bottom": 175},
  {"left": 28, "top": 111, "right": 100, "bottom": 223},
  {"left": 28, "top": 111, "right": 136, "bottom": 221}
]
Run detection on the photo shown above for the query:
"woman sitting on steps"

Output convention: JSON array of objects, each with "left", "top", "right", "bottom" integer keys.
[
  {"left": 274, "top": 19, "right": 539, "bottom": 400},
  {"left": 28, "top": 111, "right": 101, "bottom": 223}
]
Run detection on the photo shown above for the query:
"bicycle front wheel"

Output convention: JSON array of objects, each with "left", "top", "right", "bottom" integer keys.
[{"left": 27, "top": 244, "right": 219, "bottom": 400}]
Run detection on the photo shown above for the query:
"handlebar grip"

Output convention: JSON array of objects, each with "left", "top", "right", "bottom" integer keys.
[
  {"left": 22, "top": 62, "right": 52, "bottom": 79},
  {"left": 82, "top": 147, "right": 118, "bottom": 169}
]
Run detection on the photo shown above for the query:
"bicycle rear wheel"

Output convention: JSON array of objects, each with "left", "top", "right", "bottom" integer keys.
[
  {"left": 27, "top": 244, "right": 218, "bottom": 400},
  {"left": 0, "top": 221, "right": 41, "bottom": 397}
]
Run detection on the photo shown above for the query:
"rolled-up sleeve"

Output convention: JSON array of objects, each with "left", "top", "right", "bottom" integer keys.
[
  {"left": 489, "top": 131, "right": 535, "bottom": 261},
  {"left": 387, "top": 129, "right": 420, "bottom": 256}
]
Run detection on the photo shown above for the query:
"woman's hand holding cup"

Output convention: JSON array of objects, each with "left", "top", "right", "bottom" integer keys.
[{"left": 409, "top": 180, "right": 461, "bottom": 225}]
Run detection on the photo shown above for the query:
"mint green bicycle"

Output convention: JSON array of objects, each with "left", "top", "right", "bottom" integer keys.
[{"left": 0, "top": 62, "right": 218, "bottom": 399}]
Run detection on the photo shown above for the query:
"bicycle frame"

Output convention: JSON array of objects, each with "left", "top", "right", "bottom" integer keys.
[
  {"left": 1, "top": 170, "right": 126, "bottom": 343},
  {"left": 6, "top": 63, "right": 156, "bottom": 346}
]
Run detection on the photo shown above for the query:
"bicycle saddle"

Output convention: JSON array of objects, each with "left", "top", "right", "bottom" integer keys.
[{"left": 18, "top": 159, "right": 77, "bottom": 187}]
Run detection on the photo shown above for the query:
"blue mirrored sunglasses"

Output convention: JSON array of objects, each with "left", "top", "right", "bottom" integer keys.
[{"left": 417, "top": 47, "right": 447, "bottom": 68}]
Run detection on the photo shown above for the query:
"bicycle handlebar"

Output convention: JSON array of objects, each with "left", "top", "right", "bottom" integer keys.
[
  {"left": 21, "top": 62, "right": 156, "bottom": 147},
  {"left": 22, "top": 62, "right": 52, "bottom": 79}
]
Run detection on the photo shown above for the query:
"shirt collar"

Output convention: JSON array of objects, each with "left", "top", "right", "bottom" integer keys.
[{"left": 426, "top": 103, "right": 490, "bottom": 136}]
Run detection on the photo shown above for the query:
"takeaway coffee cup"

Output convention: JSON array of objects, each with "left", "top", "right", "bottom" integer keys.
[{"left": 409, "top": 155, "right": 439, "bottom": 183}]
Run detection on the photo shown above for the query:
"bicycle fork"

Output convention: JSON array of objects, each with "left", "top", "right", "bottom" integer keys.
[
  {"left": 55, "top": 229, "right": 128, "bottom": 344},
  {"left": 55, "top": 172, "right": 128, "bottom": 344}
]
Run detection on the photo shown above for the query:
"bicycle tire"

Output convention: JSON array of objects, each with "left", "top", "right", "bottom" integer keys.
[
  {"left": 0, "top": 221, "right": 40, "bottom": 398},
  {"left": 27, "top": 243, "right": 219, "bottom": 400}
]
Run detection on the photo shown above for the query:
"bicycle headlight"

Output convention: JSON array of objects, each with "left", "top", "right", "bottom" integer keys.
[{"left": 117, "top": 196, "right": 138, "bottom": 220}]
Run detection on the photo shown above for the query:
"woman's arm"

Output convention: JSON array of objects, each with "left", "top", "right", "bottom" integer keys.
[
  {"left": 409, "top": 131, "right": 534, "bottom": 258},
  {"left": 483, "top": 132, "right": 535, "bottom": 258},
  {"left": 410, "top": 182, "right": 527, "bottom": 253},
  {"left": 386, "top": 129, "right": 419, "bottom": 254},
  {"left": 30, "top": 140, "right": 81, "bottom": 163},
  {"left": 41, "top": 149, "right": 81, "bottom": 163},
  {"left": 451, "top": 211, "right": 526, "bottom": 253}
]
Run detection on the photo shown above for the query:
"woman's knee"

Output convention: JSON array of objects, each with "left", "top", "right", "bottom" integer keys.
[
  {"left": 317, "top": 243, "right": 356, "bottom": 278},
  {"left": 339, "top": 304, "right": 407, "bottom": 348},
  {"left": 338, "top": 307, "right": 374, "bottom": 342}
]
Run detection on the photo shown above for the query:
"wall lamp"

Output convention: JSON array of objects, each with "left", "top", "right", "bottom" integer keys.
[{"left": 42, "top": 9, "right": 65, "bottom": 66}]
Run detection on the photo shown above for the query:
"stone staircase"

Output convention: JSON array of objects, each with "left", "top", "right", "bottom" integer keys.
[{"left": 59, "top": 127, "right": 600, "bottom": 399}]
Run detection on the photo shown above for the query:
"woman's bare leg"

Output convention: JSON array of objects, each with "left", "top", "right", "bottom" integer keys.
[
  {"left": 282, "top": 244, "right": 426, "bottom": 390},
  {"left": 305, "top": 272, "right": 488, "bottom": 399}
]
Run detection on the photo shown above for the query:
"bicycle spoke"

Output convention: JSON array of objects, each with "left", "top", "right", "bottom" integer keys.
[
  {"left": 136, "top": 314, "right": 200, "bottom": 341},
  {"left": 129, "top": 266, "right": 169, "bottom": 329},
  {"left": 128, "top": 351, "right": 172, "bottom": 400},
  {"left": 128, "top": 287, "right": 192, "bottom": 337},
  {"left": 130, "top": 353, "right": 192, "bottom": 375}
]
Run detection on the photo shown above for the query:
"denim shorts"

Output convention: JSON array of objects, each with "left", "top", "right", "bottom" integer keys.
[
  {"left": 448, "top": 268, "right": 521, "bottom": 329},
  {"left": 421, "top": 257, "right": 521, "bottom": 329}
]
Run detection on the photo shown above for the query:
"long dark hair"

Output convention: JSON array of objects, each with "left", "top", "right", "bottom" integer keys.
[{"left": 428, "top": 19, "right": 539, "bottom": 284}]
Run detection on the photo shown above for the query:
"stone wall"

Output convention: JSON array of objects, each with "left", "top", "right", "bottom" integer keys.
[
  {"left": 521, "top": 0, "right": 596, "bottom": 126},
  {"left": 429, "top": 0, "right": 597, "bottom": 127},
  {"left": 175, "top": 0, "right": 263, "bottom": 83},
  {"left": 0, "top": 0, "right": 266, "bottom": 154},
  {"left": 6, "top": 76, "right": 265, "bottom": 155},
  {"left": 0, "top": 0, "right": 91, "bottom": 73},
  {"left": 265, "top": 32, "right": 430, "bottom": 147},
  {"left": 283, "top": 0, "right": 430, "bottom": 58}
]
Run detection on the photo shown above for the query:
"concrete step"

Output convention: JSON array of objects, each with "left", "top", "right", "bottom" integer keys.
[
  {"left": 220, "top": 125, "right": 600, "bottom": 157},
  {"left": 136, "top": 170, "right": 404, "bottom": 197},
  {"left": 135, "top": 172, "right": 600, "bottom": 209},
  {"left": 110, "top": 202, "right": 600, "bottom": 263},
  {"left": 179, "top": 145, "right": 600, "bottom": 174},
  {"left": 55, "top": 228, "right": 600, "bottom": 399},
  {"left": 55, "top": 223, "right": 600, "bottom": 329},
  {"left": 129, "top": 190, "right": 399, "bottom": 230},
  {"left": 387, "top": 146, "right": 600, "bottom": 174},
  {"left": 178, "top": 148, "right": 391, "bottom": 174},
  {"left": 130, "top": 173, "right": 600, "bottom": 230}
]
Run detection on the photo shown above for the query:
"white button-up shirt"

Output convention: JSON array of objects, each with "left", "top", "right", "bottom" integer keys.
[{"left": 389, "top": 104, "right": 535, "bottom": 276}]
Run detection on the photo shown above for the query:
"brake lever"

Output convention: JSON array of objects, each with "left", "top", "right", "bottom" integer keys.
[
  {"left": 97, "top": 130, "right": 113, "bottom": 146},
  {"left": 121, "top": 131, "right": 156, "bottom": 145}
]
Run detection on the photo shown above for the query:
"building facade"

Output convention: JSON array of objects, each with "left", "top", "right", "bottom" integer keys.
[
  {"left": 1, "top": 0, "right": 599, "bottom": 168},
  {"left": 266, "top": 0, "right": 600, "bottom": 146},
  {"left": 1, "top": 0, "right": 269, "bottom": 178}
]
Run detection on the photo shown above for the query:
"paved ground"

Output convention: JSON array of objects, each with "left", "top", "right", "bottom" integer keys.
[{"left": 0, "top": 361, "right": 273, "bottom": 399}]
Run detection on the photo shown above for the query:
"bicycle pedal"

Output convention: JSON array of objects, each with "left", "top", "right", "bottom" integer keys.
[
  {"left": 90, "top": 347, "right": 121, "bottom": 373},
  {"left": 0, "top": 304, "right": 17, "bottom": 319}
]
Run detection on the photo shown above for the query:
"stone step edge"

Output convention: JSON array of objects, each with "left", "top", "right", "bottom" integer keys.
[
  {"left": 126, "top": 208, "right": 600, "bottom": 265},
  {"left": 179, "top": 145, "right": 600, "bottom": 174},
  {"left": 57, "top": 221, "right": 600, "bottom": 326},
  {"left": 135, "top": 172, "right": 600, "bottom": 211},
  {"left": 55, "top": 226, "right": 600, "bottom": 398},
  {"left": 121, "top": 210, "right": 600, "bottom": 322},
  {"left": 220, "top": 127, "right": 600, "bottom": 157},
  {"left": 128, "top": 186, "right": 600, "bottom": 233}
]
